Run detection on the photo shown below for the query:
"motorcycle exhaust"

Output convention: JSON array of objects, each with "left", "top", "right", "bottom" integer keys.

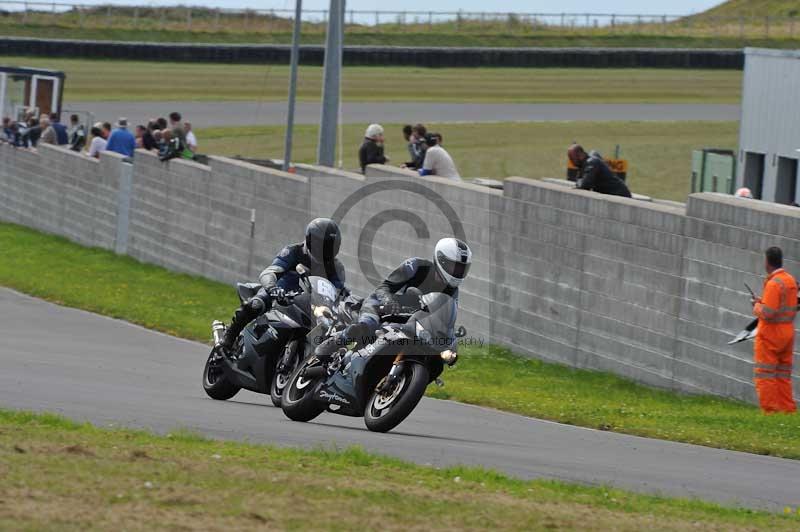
[{"left": 211, "top": 320, "right": 226, "bottom": 346}]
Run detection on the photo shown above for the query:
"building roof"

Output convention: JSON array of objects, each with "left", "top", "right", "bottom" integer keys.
[
  {"left": 744, "top": 47, "right": 800, "bottom": 60},
  {"left": 0, "top": 66, "right": 65, "bottom": 78}
]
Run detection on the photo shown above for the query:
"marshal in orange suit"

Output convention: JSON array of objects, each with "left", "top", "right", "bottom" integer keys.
[{"left": 752, "top": 247, "right": 798, "bottom": 414}]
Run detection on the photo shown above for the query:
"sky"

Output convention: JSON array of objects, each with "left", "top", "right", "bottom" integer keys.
[{"left": 55, "top": 1, "right": 725, "bottom": 17}]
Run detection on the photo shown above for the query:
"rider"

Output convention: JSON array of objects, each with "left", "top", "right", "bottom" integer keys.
[
  {"left": 315, "top": 237, "right": 472, "bottom": 360},
  {"left": 217, "top": 218, "right": 346, "bottom": 354}
]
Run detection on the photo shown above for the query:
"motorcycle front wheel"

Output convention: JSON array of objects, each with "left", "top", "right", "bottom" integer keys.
[
  {"left": 364, "top": 363, "right": 429, "bottom": 433},
  {"left": 202, "top": 349, "right": 240, "bottom": 400},
  {"left": 281, "top": 361, "right": 326, "bottom": 422},
  {"left": 270, "top": 368, "right": 291, "bottom": 407}
]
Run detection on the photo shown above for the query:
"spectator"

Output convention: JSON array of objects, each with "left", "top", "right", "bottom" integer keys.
[
  {"left": 1, "top": 117, "right": 16, "bottom": 144},
  {"left": 419, "top": 133, "right": 461, "bottom": 181},
  {"left": 156, "top": 117, "right": 168, "bottom": 131},
  {"left": 141, "top": 121, "right": 158, "bottom": 151},
  {"left": 735, "top": 187, "right": 754, "bottom": 199},
  {"left": 67, "top": 114, "right": 86, "bottom": 152},
  {"left": 102, "top": 122, "right": 112, "bottom": 140},
  {"left": 86, "top": 123, "right": 107, "bottom": 159},
  {"left": 49, "top": 113, "right": 68, "bottom": 145},
  {"left": 135, "top": 125, "right": 146, "bottom": 149},
  {"left": 21, "top": 116, "right": 42, "bottom": 148},
  {"left": 567, "top": 144, "right": 631, "bottom": 198},
  {"left": 40, "top": 116, "right": 57, "bottom": 145},
  {"left": 184, "top": 121, "right": 197, "bottom": 153},
  {"left": 410, "top": 123, "right": 428, "bottom": 168},
  {"left": 158, "top": 128, "right": 194, "bottom": 162},
  {"left": 169, "top": 112, "right": 186, "bottom": 145},
  {"left": 358, "top": 123, "right": 388, "bottom": 173},
  {"left": 105, "top": 117, "right": 136, "bottom": 158}
]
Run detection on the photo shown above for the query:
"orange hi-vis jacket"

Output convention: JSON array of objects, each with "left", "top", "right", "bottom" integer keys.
[
  {"left": 752, "top": 268, "right": 798, "bottom": 413},
  {"left": 754, "top": 269, "right": 798, "bottom": 330}
]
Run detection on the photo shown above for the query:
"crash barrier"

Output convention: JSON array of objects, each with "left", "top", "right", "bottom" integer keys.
[
  {"left": 0, "top": 38, "right": 745, "bottom": 69},
  {"left": 1, "top": 143, "right": 797, "bottom": 403}
]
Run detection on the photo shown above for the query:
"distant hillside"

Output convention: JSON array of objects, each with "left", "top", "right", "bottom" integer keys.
[{"left": 693, "top": 0, "right": 800, "bottom": 18}]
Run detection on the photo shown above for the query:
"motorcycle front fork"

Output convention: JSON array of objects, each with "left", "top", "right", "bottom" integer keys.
[{"left": 378, "top": 353, "right": 405, "bottom": 393}]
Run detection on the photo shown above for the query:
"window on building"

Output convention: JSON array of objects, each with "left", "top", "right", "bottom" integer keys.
[
  {"left": 743, "top": 152, "right": 765, "bottom": 200},
  {"left": 775, "top": 157, "right": 798, "bottom": 205}
]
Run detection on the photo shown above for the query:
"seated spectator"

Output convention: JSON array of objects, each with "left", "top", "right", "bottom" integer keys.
[
  {"left": 358, "top": 123, "right": 388, "bottom": 173},
  {"left": 158, "top": 128, "right": 194, "bottom": 162},
  {"left": 86, "top": 123, "right": 107, "bottom": 159},
  {"left": 40, "top": 116, "right": 57, "bottom": 145},
  {"left": 184, "top": 121, "right": 197, "bottom": 153},
  {"left": 67, "top": 114, "right": 86, "bottom": 152},
  {"left": 21, "top": 116, "right": 43, "bottom": 148},
  {"left": 419, "top": 133, "right": 461, "bottom": 181},
  {"left": 567, "top": 144, "right": 631, "bottom": 198},
  {"left": 105, "top": 117, "right": 136, "bottom": 158},
  {"left": 50, "top": 113, "right": 68, "bottom": 145},
  {"left": 102, "top": 122, "right": 112, "bottom": 140}
]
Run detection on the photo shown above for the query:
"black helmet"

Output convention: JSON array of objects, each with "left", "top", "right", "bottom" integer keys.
[{"left": 305, "top": 218, "right": 341, "bottom": 263}]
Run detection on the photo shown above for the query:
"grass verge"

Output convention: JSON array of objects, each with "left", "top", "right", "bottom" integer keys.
[
  {"left": 0, "top": 56, "right": 743, "bottom": 104},
  {"left": 199, "top": 121, "right": 739, "bottom": 203},
  {"left": 1, "top": 408, "right": 797, "bottom": 530},
  {"left": 2, "top": 222, "right": 799, "bottom": 460}
]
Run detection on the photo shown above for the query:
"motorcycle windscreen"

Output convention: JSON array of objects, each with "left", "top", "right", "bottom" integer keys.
[
  {"left": 308, "top": 275, "right": 338, "bottom": 307},
  {"left": 412, "top": 293, "right": 458, "bottom": 350}
]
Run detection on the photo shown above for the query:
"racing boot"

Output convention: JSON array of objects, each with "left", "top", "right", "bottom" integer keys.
[{"left": 218, "top": 296, "right": 268, "bottom": 355}]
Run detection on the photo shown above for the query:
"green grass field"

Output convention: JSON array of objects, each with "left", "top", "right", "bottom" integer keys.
[
  {"left": 3, "top": 409, "right": 796, "bottom": 530},
  {"left": 0, "top": 56, "right": 743, "bottom": 104},
  {"left": 2, "top": 222, "right": 798, "bottom": 460},
  {"left": 198, "top": 121, "right": 739, "bottom": 202}
]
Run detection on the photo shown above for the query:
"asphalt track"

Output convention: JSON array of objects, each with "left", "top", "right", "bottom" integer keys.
[
  {"left": 1, "top": 287, "right": 797, "bottom": 512},
  {"left": 66, "top": 101, "right": 740, "bottom": 129}
]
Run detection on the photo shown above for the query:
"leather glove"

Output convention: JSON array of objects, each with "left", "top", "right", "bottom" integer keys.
[
  {"left": 268, "top": 287, "right": 288, "bottom": 305},
  {"left": 380, "top": 296, "right": 403, "bottom": 317}
]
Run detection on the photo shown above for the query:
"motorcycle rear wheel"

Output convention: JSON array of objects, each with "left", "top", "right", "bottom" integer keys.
[
  {"left": 202, "top": 349, "right": 240, "bottom": 401},
  {"left": 364, "top": 363, "right": 429, "bottom": 433},
  {"left": 281, "top": 361, "right": 326, "bottom": 422}
]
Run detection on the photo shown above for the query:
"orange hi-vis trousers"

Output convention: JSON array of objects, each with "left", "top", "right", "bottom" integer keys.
[{"left": 753, "top": 269, "right": 798, "bottom": 414}]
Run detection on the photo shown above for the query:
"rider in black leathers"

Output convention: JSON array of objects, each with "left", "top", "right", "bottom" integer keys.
[
  {"left": 315, "top": 237, "right": 472, "bottom": 359},
  {"left": 218, "top": 218, "right": 346, "bottom": 353}
]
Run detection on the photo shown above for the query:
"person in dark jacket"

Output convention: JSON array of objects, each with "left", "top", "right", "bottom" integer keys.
[
  {"left": 568, "top": 144, "right": 631, "bottom": 198},
  {"left": 358, "top": 123, "right": 387, "bottom": 173}
]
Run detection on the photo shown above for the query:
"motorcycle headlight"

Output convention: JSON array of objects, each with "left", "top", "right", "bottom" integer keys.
[
  {"left": 440, "top": 350, "right": 458, "bottom": 366},
  {"left": 313, "top": 305, "right": 331, "bottom": 319}
]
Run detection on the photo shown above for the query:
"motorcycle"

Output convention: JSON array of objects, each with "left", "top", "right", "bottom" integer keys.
[
  {"left": 202, "top": 265, "right": 361, "bottom": 406},
  {"left": 281, "top": 287, "right": 466, "bottom": 433}
]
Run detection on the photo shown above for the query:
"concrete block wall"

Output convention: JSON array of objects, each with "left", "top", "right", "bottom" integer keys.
[
  {"left": 0, "top": 144, "right": 122, "bottom": 250},
  {"left": 1, "top": 144, "right": 797, "bottom": 403}
]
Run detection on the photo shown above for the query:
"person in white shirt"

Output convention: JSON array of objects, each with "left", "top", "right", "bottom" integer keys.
[
  {"left": 86, "top": 123, "right": 107, "bottom": 159},
  {"left": 418, "top": 133, "right": 461, "bottom": 181},
  {"left": 184, "top": 121, "right": 197, "bottom": 153}
]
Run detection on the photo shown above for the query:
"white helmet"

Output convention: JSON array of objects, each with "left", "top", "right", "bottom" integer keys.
[
  {"left": 434, "top": 238, "right": 472, "bottom": 288},
  {"left": 365, "top": 123, "right": 384, "bottom": 139}
]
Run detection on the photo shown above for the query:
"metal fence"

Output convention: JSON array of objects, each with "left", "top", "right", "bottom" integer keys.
[{"left": 0, "top": 1, "right": 798, "bottom": 39}]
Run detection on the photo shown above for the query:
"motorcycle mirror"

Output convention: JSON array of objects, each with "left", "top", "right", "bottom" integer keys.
[{"left": 455, "top": 325, "right": 467, "bottom": 338}]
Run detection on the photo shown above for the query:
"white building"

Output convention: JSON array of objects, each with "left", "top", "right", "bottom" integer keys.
[{"left": 737, "top": 48, "right": 800, "bottom": 205}]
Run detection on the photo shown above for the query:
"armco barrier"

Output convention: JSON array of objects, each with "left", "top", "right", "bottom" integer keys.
[
  {"left": 0, "top": 143, "right": 796, "bottom": 403},
  {"left": 0, "top": 37, "right": 745, "bottom": 69}
]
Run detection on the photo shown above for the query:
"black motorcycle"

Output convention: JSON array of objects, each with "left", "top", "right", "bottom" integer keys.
[
  {"left": 202, "top": 265, "right": 360, "bottom": 406},
  {"left": 281, "top": 289, "right": 465, "bottom": 433}
]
